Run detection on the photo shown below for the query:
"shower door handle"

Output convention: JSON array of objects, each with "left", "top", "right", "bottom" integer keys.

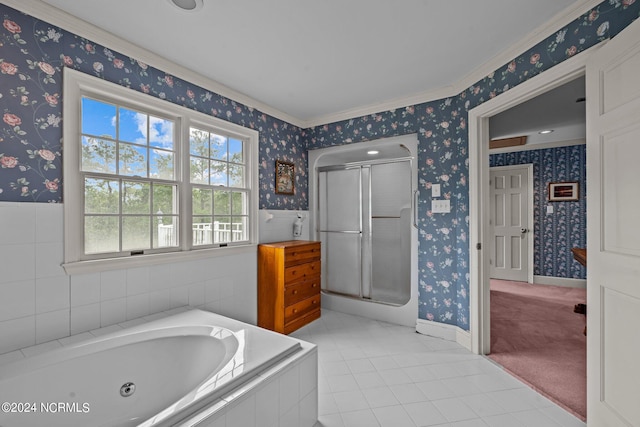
[{"left": 413, "top": 190, "right": 419, "bottom": 229}]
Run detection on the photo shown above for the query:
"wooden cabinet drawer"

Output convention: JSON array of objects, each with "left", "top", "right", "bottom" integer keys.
[
  {"left": 284, "top": 243, "right": 321, "bottom": 267},
  {"left": 284, "top": 260, "right": 320, "bottom": 283},
  {"left": 284, "top": 277, "right": 320, "bottom": 306},
  {"left": 284, "top": 294, "right": 320, "bottom": 323},
  {"left": 258, "top": 240, "right": 321, "bottom": 334},
  {"left": 284, "top": 309, "right": 320, "bottom": 335}
]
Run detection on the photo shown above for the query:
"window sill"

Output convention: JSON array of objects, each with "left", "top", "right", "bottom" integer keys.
[{"left": 62, "top": 244, "right": 257, "bottom": 275}]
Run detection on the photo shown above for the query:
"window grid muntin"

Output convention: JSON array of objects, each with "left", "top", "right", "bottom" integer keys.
[
  {"left": 82, "top": 171, "right": 180, "bottom": 256},
  {"left": 189, "top": 126, "right": 246, "bottom": 188},
  {"left": 81, "top": 96, "right": 177, "bottom": 181},
  {"left": 191, "top": 184, "right": 249, "bottom": 246}
]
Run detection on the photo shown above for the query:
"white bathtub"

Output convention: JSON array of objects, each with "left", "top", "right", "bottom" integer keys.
[{"left": 0, "top": 309, "right": 315, "bottom": 427}]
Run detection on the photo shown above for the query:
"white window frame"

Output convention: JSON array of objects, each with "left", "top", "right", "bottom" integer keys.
[{"left": 62, "top": 68, "right": 258, "bottom": 275}]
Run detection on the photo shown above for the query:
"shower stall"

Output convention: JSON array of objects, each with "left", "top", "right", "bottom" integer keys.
[
  {"left": 318, "top": 161, "right": 412, "bottom": 305},
  {"left": 309, "top": 134, "right": 418, "bottom": 327}
]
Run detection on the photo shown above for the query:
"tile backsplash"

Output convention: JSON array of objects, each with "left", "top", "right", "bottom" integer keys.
[{"left": 0, "top": 202, "right": 257, "bottom": 355}]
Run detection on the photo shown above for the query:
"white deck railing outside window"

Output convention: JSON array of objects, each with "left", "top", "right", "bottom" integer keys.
[{"left": 158, "top": 222, "right": 243, "bottom": 246}]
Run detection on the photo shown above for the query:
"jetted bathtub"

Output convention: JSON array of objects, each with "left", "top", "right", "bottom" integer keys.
[{"left": 0, "top": 309, "right": 311, "bottom": 427}]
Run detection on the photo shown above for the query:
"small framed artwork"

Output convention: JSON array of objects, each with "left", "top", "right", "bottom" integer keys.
[
  {"left": 548, "top": 181, "right": 579, "bottom": 202},
  {"left": 275, "top": 160, "right": 295, "bottom": 195}
]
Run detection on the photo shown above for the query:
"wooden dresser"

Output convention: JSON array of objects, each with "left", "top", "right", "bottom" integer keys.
[{"left": 258, "top": 240, "right": 321, "bottom": 334}]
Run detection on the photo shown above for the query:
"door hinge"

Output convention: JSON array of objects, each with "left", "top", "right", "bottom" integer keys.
[{"left": 476, "top": 243, "right": 482, "bottom": 250}]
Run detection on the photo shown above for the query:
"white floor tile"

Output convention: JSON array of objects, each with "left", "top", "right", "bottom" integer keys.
[
  {"left": 372, "top": 405, "right": 415, "bottom": 427},
  {"left": 449, "top": 419, "right": 489, "bottom": 427},
  {"left": 327, "top": 374, "right": 360, "bottom": 393},
  {"left": 332, "top": 390, "right": 369, "bottom": 413},
  {"left": 389, "top": 383, "right": 427, "bottom": 404},
  {"left": 323, "top": 360, "right": 351, "bottom": 377},
  {"left": 460, "top": 393, "right": 507, "bottom": 418},
  {"left": 319, "top": 393, "right": 340, "bottom": 416},
  {"left": 362, "top": 387, "right": 399, "bottom": 409},
  {"left": 403, "top": 365, "right": 437, "bottom": 383},
  {"left": 482, "top": 413, "right": 526, "bottom": 427},
  {"left": 341, "top": 408, "right": 380, "bottom": 427},
  {"left": 440, "top": 376, "right": 483, "bottom": 397},
  {"left": 353, "top": 372, "right": 386, "bottom": 389},
  {"left": 294, "top": 310, "right": 585, "bottom": 427},
  {"left": 403, "top": 401, "right": 448, "bottom": 426},
  {"left": 346, "top": 358, "right": 375, "bottom": 374},
  {"left": 378, "top": 368, "right": 413, "bottom": 386},
  {"left": 431, "top": 397, "right": 478, "bottom": 423},
  {"left": 415, "top": 379, "right": 457, "bottom": 401},
  {"left": 316, "top": 413, "right": 345, "bottom": 427},
  {"left": 511, "top": 409, "right": 564, "bottom": 427},
  {"left": 369, "top": 356, "right": 400, "bottom": 371}
]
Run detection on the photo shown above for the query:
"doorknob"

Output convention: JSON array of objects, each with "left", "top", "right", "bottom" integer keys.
[{"left": 520, "top": 228, "right": 528, "bottom": 234}]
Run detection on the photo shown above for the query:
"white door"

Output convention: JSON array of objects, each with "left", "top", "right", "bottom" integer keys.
[
  {"left": 586, "top": 18, "right": 640, "bottom": 426},
  {"left": 489, "top": 165, "right": 532, "bottom": 282}
]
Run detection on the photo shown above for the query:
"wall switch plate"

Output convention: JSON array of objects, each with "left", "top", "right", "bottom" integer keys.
[
  {"left": 432, "top": 183, "right": 441, "bottom": 198},
  {"left": 432, "top": 199, "right": 451, "bottom": 213},
  {"left": 547, "top": 205, "right": 554, "bottom": 214}
]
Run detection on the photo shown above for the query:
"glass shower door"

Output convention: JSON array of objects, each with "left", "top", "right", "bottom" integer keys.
[
  {"left": 370, "top": 161, "right": 412, "bottom": 305},
  {"left": 318, "top": 167, "right": 363, "bottom": 297}
]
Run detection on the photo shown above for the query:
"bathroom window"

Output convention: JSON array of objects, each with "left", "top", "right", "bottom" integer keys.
[{"left": 62, "top": 68, "right": 258, "bottom": 274}]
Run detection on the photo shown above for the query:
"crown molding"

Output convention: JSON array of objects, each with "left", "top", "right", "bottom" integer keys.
[
  {"left": 303, "top": 0, "right": 601, "bottom": 128},
  {"left": 4, "top": 0, "right": 602, "bottom": 130},
  {"left": 451, "top": 0, "right": 602, "bottom": 95},
  {"left": 4, "top": 0, "right": 307, "bottom": 129},
  {"left": 302, "top": 85, "right": 456, "bottom": 128}
]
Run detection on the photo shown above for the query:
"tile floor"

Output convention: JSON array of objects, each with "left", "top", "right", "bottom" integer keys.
[{"left": 291, "top": 309, "right": 586, "bottom": 427}]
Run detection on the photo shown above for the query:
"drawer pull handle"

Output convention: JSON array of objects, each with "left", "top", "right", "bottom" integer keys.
[
  {"left": 312, "top": 300, "right": 317, "bottom": 304},
  {"left": 312, "top": 283, "right": 317, "bottom": 288},
  {"left": 292, "top": 290, "right": 298, "bottom": 294},
  {"left": 293, "top": 309, "right": 298, "bottom": 314}
]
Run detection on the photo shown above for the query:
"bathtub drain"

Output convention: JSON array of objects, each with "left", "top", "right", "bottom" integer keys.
[{"left": 120, "top": 382, "right": 136, "bottom": 397}]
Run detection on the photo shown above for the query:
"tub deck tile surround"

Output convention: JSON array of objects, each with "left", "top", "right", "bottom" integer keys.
[{"left": 290, "top": 309, "right": 585, "bottom": 427}]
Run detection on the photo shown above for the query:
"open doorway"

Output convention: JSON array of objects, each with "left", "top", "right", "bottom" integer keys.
[
  {"left": 484, "top": 76, "right": 587, "bottom": 420},
  {"left": 470, "top": 58, "right": 586, "bottom": 419}
]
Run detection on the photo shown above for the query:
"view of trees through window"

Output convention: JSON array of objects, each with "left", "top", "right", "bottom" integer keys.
[
  {"left": 80, "top": 97, "right": 247, "bottom": 256},
  {"left": 189, "top": 127, "right": 247, "bottom": 246}
]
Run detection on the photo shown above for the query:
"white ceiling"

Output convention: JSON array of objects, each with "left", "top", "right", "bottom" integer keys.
[
  {"left": 36, "top": 0, "right": 589, "bottom": 126},
  {"left": 490, "top": 76, "right": 586, "bottom": 146}
]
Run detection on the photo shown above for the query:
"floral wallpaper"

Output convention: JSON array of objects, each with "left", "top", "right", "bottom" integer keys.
[
  {"left": 1, "top": 1, "right": 638, "bottom": 330},
  {"left": 0, "top": 4, "right": 308, "bottom": 209},
  {"left": 490, "top": 145, "right": 587, "bottom": 280},
  {"left": 305, "top": 0, "right": 639, "bottom": 329}
]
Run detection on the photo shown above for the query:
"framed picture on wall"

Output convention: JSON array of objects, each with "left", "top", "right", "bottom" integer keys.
[
  {"left": 548, "top": 181, "right": 579, "bottom": 202},
  {"left": 275, "top": 160, "right": 295, "bottom": 195}
]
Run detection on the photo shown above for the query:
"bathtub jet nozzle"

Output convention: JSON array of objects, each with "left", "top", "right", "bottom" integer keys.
[{"left": 120, "top": 382, "right": 136, "bottom": 397}]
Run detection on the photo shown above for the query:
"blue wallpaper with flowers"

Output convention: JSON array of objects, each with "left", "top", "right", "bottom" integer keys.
[
  {"left": 0, "top": 4, "right": 307, "bottom": 209},
  {"left": 490, "top": 145, "right": 587, "bottom": 280},
  {"left": 1, "top": 1, "right": 638, "bottom": 330},
  {"left": 305, "top": 1, "right": 639, "bottom": 329}
]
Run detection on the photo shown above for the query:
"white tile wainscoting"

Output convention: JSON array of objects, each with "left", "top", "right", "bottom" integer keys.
[{"left": 0, "top": 202, "right": 257, "bottom": 355}]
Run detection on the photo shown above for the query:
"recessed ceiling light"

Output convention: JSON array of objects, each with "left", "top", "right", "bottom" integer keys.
[
  {"left": 538, "top": 130, "right": 554, "bottom": 134},
  {"left": 168, "top": 0, "right": 203, "bottom": 11},
  {"left": 367, "top": 150, "right": 379, "bottom": 155}
]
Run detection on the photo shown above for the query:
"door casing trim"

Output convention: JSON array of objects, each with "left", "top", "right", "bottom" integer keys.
[{"left": 468, "top": 44, "right": 601, "bottom": 355}]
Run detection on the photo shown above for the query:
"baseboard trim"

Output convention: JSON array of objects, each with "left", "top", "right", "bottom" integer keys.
[
  {"left": 416, "top": 319, "right": 471, "bottom": 351},
  {"left": 533, "top": 275, "right": 586, "bottom": 289}
]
